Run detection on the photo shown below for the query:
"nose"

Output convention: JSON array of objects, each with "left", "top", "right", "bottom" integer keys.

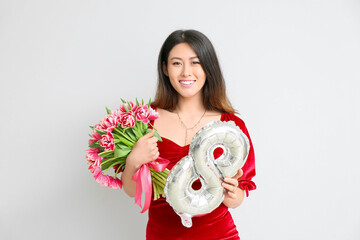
[{"left": 181, "top": 63, "right": 191, "bottom": 77}]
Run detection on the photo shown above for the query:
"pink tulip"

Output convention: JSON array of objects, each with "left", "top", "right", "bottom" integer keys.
[
  {"left": 134, "top": 105, "right": 151, "bottom": 123},
  {"left": 148, "top": 106, "right": 159, "bottom": 120},
  {"left": 119, "top": 112, "right": 135, "bottom": 128},
  {"left": 109, "top": 177, "right": 122, "bottom": 189},
  {"left": 88, "top": 164, "right": 95, "bottom": 174},
  {"left": 93, "top": 167, "right": 110, "bottom": 187},
  {"left": 94, "top": 123, "right": 105, "bottom": 131},
  {"left": 99, "top": 132, "right": 115, "bottom": 151},
  {"left": 119, "top": 101, "right": 137, "bottom": 113},
  {"left": 86, "top": 147, "right": 101, "bottom": 166},
  {"left": 88, "top": 130, "right": 102, "bottom": 145},
  {"left": 93, "top": 166, "right": 102, "bottom": 178},
  {"left": 96, "top": 174, "right": 111, "bottom": 187},
  {"left": 97, "top": 114, "right": 118, "bottom": 132}
]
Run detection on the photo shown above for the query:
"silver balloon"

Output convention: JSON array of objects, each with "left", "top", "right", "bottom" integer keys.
[{"left": 164, "top": 120, "right": 250, "bottom": 228}]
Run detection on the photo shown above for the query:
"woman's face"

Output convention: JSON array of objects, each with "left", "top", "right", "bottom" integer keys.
[{"left": 163, "top": 43, "right": 206, "bottom": 100}]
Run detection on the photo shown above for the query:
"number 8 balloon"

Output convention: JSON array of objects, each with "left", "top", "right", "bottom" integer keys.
[{"left": 164, "top": 121, "right": 250, "bottom": 228}]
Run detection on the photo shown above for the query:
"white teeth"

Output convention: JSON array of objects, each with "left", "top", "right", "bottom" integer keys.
[{"left": 180, "top": 81, "right": 195, "bottom": 85}]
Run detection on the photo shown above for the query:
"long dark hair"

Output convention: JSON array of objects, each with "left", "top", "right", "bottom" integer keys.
[{"left": 153, "top": 29, "right": 235, "bottom": 114}]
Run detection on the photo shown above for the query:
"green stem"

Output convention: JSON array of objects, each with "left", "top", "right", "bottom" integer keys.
[
  {"left": 154, "top": 181, "right": 161, "bottom": 200},
  {"left": 159, "top": 169, "right": 170, "bottom": 178},
  {"left": 153, "top": 180, "right": 158, "bottom": 200},
  {"left": 156, "top": 184, "right": 162, "bottom": 200},
  {"left": 155, "top": 171, "right": 168, "bottom": 182},
  {"left": 101, "top": 157, "right": 118, "bottom": 166},
  {"left": 104, "top": 161, "right": 122, "bottom": 175},
  {"left": 151, "top": 170, "right": 166, "bottom": 183},
  {"left": 136, "top": 121, "right": 142, "bottom": 135},
  {"left": 114, "top": 162, "right": 125, "bottom": 178},
  {"left": 151, "top": 176, "right": 164, "bottom": 187},
  {"left": 148, "top": 123, "right": 158, "bottom": 132},
  {"left": 113, "top": 128, "right": 135, "bottom": 144},
  {"left": 152, "top": 175, "right": 162, "bottom": 183}
]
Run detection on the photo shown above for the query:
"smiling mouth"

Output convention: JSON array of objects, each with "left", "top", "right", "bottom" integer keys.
[{"left": 179, "top": 80, "right": 196, "bottom": 85}]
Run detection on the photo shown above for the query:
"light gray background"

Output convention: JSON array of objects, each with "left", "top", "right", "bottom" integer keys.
[{"left": 1, "top": 0, "right": 359, "bottom": 239}]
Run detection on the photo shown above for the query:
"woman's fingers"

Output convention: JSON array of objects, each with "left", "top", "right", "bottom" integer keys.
[
  {"left": 149, "top": 136, "right": 159, "bottom": 144},
  {"left": 223, "top": 177, "right": 238, "bottom": 187},
  {"left": 222, "top": 182, "right": 237, "bottom": 194},
  {"left": 222, "top": 175, "right": 240, "bottom": 198},
  {"left": 151, "top": 147, "right": 158, "bottom": 155},
  {"left": 143, "top": 129, "right": 156, "bottom": 138},
  {"left": 232, "top": 168, "right": 243, "bottom": 180},
  {"left": 222, "top": 170, "right": 246, "bottom": 208},
  {"left": 226, "top": 190, "right": 237, "bottom": 198}
]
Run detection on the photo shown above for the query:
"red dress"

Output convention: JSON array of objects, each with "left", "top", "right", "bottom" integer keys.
[{"left": 147, "top": 112, "right": 256, "bottom": 240}]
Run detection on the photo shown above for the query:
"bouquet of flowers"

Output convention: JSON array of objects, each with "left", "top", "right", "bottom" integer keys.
[{"left": 86, "top": 99, "right": 170, "bottom": 212}]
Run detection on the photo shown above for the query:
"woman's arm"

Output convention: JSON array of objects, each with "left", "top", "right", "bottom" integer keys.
[{"left": 121, "top": 129, "right": 159, "bottom": 197}]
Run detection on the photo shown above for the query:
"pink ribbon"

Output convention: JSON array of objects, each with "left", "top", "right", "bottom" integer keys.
[{"left": 131, "top": 157, "right": 169, "bottom": 213}]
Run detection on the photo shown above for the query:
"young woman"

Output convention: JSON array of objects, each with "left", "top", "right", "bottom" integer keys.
[{"left": 121, "top": 29, "right": 256, "bottom": 240}]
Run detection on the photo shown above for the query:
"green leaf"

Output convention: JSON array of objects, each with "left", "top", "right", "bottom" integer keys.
[
  {"left": 148, "top": 98, "right": 151, "bottom": 107},
  {"left": 153, "top": 131, "right": 163, "bottom": 142},
  {"left": 137, "top": 121, "right": 142, "bottom": 134},
  {"left": 142, "top": 122, "right": 148, "bottom": 134},
  {"left": 89, "top": 126, "right": 94, "bottom": 130},
  {"left": 113, "top": 127, "right": 135, "bottom": 144},
  {"left": 89, "top": 141, "right": 101, "bottom": 148},
  {"left": 114, "top": 148, "right": 131, "bottom": 158},
  {"left": 98, "top": 150, "right": 114, "bottom": 158},
  {"left": 120, "top": 137, "right": 134, "bottom": 147},
  {"left": 112, "top": 131, "right": 122, "bottom": 139},
  {"left": 95, "top": 128, "right": 106, "bottom": 135},
  {"left": 131, "top": 127, "right": 142, "bottom": 140},
  {"left": 125, "top": 128, "right": 137, "bottom": 141},
  {"left": 101, "top": 159, "right": 118, "bottom": 171},
  {"left": 104, "top": 160, "right": 126, "bottom": 175},
  {"left": 101, "top": 156, "right": 124, "bottom": 170},
  {"left": 136, "top": 98, "right": 139, "bottom": 106},
  {"left": 116, "top": 143, "right": 130, "bottom": 150},
  {"left": 105, "top": 107, "right": 112, "bottom": 114},
  {"left": 120, "top": 98, "right": 127, "bottom": 103}
]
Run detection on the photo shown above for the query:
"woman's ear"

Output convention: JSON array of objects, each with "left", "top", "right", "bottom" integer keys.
[{"left": 162, "top": 62, "right": 168, "bottom": 76}]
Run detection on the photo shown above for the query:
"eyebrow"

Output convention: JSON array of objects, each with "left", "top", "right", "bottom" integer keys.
[{"left": 170, "top": 56, "right": 199, "bottom": 61}]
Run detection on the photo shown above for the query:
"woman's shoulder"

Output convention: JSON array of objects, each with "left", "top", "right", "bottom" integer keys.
[
  {"left": 222, "top": 112, "right": 246, "bottom": 126},
  {"left": 150, "top": 106, "right": 178, "bottom": 127},
  {"left": 221, "top": 112, "right": 253, "bottom": 139},
  {"left": 153, "top": 107, "right": 174, "bottom": 118},
  {"left": 150, "top": 105, "right": 170, "bottom": 116}
]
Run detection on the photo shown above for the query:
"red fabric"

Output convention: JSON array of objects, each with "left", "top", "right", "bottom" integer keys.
[{"left": 146, "top": 111, "right": 256, "bottom": 240}]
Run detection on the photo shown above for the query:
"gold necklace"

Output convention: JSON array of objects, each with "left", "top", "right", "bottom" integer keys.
[{"left": 176, "top": 109, "right": 206, "bottom": 145}]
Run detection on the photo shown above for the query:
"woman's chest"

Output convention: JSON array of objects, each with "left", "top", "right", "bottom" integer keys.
[{"left": 154, "top": 110, "right": 222, "bottom": 147}]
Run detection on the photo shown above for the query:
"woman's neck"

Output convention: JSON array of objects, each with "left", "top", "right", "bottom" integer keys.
[{"left": 176, "top": 94, "right": 205, "bottom": 115}]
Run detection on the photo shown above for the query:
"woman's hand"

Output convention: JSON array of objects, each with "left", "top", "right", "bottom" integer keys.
[
  {"left": 126, "top": 129, "right": 160, "bottom": 170},
  {"left": 121, "top": 129, "right": 159, "bottom": 197},
  {"left": 222, "top": 168, "right": 245, "bottom": 208}
]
